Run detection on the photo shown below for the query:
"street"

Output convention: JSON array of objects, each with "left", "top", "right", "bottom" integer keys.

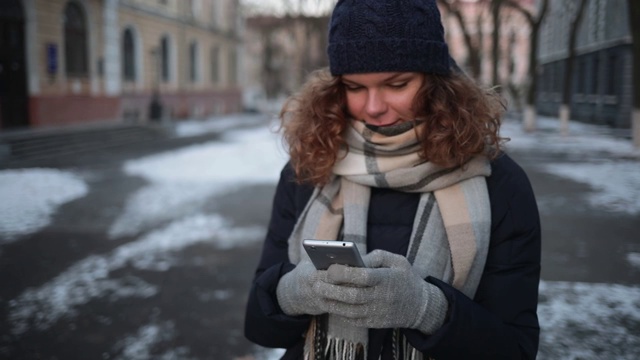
[{"left": 0, "top": 113, "right": 639, "bottom": 359}]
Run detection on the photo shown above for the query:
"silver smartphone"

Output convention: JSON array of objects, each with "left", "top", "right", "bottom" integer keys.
[{"left": 302, "top": 239, "right": 365, "bottom": 270}]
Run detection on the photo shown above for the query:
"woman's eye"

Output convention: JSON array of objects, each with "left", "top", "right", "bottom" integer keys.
[
  {"left": 388, "top": 82, "right": 408, "bottom": 89},
  {"left": 344, "top": 84, "right": 363, "bottom": 91}
]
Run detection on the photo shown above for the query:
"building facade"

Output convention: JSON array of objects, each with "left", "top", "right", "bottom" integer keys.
[
  {"left": 0, "top": 0, "right": 243, "bottom": 130},
  {"left": 243, "top": 15, "right": 329, "bottom": 112},
  {"left": 536, "top": 0, "right": 633, "bottom": 128}
]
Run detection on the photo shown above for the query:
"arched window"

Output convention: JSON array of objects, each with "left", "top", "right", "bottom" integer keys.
[
  {"left": 63, "top": 1, "right": 88, "bottom": 76},
  {"left": 228, "top": 48, "right": 237, "bottom": 86},
  {"left": 160, "top": 36, "right": 170, "bottom": 82},
  {"left": 122, "top": 28, "right": 135, "bottom": 81},
  {"left": 210, "top": 46, "right": 220, "bottom": 84}
]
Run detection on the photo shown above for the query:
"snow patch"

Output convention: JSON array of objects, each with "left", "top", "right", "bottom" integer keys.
[
  {"left": 627, "top": 253, "right": 640, "bottom": 270},
  {"left": 124, "top": 126, "right": 286, "bottom": 184},
  {"left": 112, "top": 125, "right": 287, "bottom": 238},
  {"left": 538, "top": 280, "right": 640, "bottom": 359},
  {"left": 113, "top": 321, "right": 194, "bottom": 360},
  {"left": 542, "top": 162, "right": 640, "bottom": 214},
  {"left": 502, "top": 116, "right": 640, "bottom": 159},
  {"left": 8, "top": 214, "right": 264, "bottom": 335},
  {"left": 0, "top": 168, "right": 88, "bottom": 242},
  {"left": 173, "top": 113, "right": 270, "bottom": 138}
]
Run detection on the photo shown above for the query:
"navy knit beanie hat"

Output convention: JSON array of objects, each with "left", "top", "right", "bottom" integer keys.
[{"left": 327, "top": 0, "right": 451, "bottom": 76}]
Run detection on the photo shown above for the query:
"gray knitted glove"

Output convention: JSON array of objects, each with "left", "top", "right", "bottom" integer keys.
[
  {"left": 317, "top": 249, "right": 449, "bottom": 334},
  {"left": 276, "top": 259, "right": 328, "bottom": 316}
]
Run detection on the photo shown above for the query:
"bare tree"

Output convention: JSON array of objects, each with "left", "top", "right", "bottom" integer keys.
[
  {"left": 629, "top": 0, "right": 640, "bottom": 148},
  {"left": 490, "top": 0, "right": 505, "bottom": 90},
  {"left": 559, "top": 0, "right": 588, "bottom": 135},
  {"left": 279, "top": 0, "right": 333, "bottom": 89},
  {"left": 244, "top": 0, "right": 333, "bottom": 99},
  {"left": 504, "top": 28, "right": 522, "bottom": 112},
  {"left": 437, "top": 0, "right": 487, "bottom": 81},
  {"left": 505, "top": 0, "right": 549, "bottom": 132}
]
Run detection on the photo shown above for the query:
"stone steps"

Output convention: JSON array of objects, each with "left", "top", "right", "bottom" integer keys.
[{"left": 0, "top": 123, "right": 170, "bottom": 163}]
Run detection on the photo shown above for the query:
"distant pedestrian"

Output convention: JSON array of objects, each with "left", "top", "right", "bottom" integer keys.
[{"left": 244, "top": 0, "right": 541, "bottom": 359}]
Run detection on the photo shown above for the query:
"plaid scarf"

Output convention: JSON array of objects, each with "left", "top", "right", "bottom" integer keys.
[{"left": 287, "top": 120, "right": 492, "bottom": 360}]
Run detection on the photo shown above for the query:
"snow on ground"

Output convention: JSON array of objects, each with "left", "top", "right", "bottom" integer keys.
[
  {"left": 111, "top": 118, "right": 287, "bottom": 238},
  {"left": 113, "top": 320, "right": 195, "bottom": 360},
  {"left": 501, "top": 115, "right": 640, "bottom": 159},
  {"left": 9, "top": 214, "right": 264, "bottom": 335},
  {"left": 543, "top": 161, "right": 640, "bottom": 214},
  {"left": 0, "top": 168, "right": 88, "bottom": 242},
  {"left": 502, "top": 116, "right": 640, "bottom": 215},
  {"left": 502, "top": 116, "right": 640, "bottom": 358},
  {"left": 537, "top": 280, "right": 640, "bottom": 360},
  {"left": 3, "top": 113, "right": 640, "bottom": 358},
  {"left": 8, "top": 115, "right": 282, "bottom": 336},
  {"left": 172, "top": 113, "right": 273, "bottom": 138},
  {"left": 628, "top": 253, "right": 640, "bottom": 270}
]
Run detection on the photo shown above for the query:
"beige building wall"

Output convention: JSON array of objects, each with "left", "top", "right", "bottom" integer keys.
[
  {"left": 36, "top": 0, "right": 104, "bottom": 96},
  {"left": 12, "top": 0, "right": 244, "bottom": 128},
  {"left": 118, "top": 0, "right": 241, "bottom": 119}
]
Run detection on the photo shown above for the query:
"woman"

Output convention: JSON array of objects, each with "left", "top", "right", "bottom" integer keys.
[{"left": 244, "top": 0, "right": 541, "bottom": 359}]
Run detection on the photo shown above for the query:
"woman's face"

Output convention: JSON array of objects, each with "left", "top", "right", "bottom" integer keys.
[{"left": 341, "top": 72, "right": 424, "bottom": 127}]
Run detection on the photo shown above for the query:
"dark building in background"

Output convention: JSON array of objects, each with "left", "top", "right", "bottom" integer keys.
[{"left": 536, "top": 0, "right": 633, "bottom": 129}]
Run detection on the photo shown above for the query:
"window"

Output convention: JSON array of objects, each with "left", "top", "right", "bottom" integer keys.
[
  {"left": 64, "top": 1, "right": 88, "bottom": 76},
  {"left": 211, "top": 46, "right": 219, "bottom": 84},
  {"left": 122, "top": 28, "right": 135, "bottom": 81},
  {"left": 190, "top": 0, "right": 201, "bottom": 18},
  {"left": 228, "top": 48, "right": 237, "bottom": 86},
  {"left": 577, "top": 59, "right": 586, "bottom": 94},
  {"left": 160, "top": 36, "right": 170, "bottom": 82},
  {"left": 591, "top": 57, "right": 599, "bottom": 95},
  {"left": 189, "top": 41, "right": 198, "bottom": 82},
  {"left": 606, "top": 54, "right": 617, "bottom": 95},
  {"left": 212, "top": 1, "right": 222, "bottom": 28},
  {"left": 542, "top": 67, "right": 550, "bottom": 93}
]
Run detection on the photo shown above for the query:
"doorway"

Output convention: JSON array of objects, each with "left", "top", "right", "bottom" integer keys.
[{"left": 0, "top": 0, "right": 29, "bottom": 129}]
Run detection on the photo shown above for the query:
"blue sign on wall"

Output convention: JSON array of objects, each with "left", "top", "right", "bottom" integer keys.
[{"left": 47, "top": 43, "right": 57, "bottom": 74}]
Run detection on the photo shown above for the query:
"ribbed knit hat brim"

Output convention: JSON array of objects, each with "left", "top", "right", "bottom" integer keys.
[{"left": 328, "top": 39, "right": 451, "bottom": 75}]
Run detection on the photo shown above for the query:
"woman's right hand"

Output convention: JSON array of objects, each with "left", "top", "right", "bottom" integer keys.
[{"left": 276, "top": 260, "right": 328, "bottom": 316}]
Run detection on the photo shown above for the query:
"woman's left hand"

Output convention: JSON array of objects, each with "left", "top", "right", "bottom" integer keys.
[{"left": 316, "top": 249, "right": 448, "bottom": 333}]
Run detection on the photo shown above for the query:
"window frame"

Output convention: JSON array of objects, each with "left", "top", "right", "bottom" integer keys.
[{"left": 63, "top": 1, "right": 89, "bottom": 77}]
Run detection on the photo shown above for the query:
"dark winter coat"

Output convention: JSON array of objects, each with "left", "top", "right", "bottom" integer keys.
[{"left": 244, "top": 153, "right": 541, "bottom": 359}]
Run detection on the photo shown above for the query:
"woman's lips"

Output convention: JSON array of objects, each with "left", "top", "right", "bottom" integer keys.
[{"left": 371, "top": 119, "right": 403, "bottom": 127}]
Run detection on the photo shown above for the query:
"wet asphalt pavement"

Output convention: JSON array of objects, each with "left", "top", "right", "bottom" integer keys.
[{"left": 0, "top": 119, "right": 638, "bottom": 359}]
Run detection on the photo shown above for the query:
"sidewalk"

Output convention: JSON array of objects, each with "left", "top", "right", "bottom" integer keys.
[
  {"left": 0, "top": 112, "right": 638, "bottom": 359},
  {"left": 500, "top": 115, "right": 640, "bottom": 359},
  {"left": 0, "top": 113, "right": 272, "bottom": 170}
]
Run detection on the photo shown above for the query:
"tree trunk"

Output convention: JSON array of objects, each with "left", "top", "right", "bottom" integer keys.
[
  {"left": 491, "top": 0, "right": 504, "bottom": 90},
  {"left": 505, "top": 0, "right": 549, "bottom": 132},
  {"left": 437, "top": 0, "right": 484, "bottom": 81},
  {"left": 560, "top": 0, "right": 588, "bottom": 135},
  {"left": 629, "top": 0, "right": 640, "bottom": 148}
]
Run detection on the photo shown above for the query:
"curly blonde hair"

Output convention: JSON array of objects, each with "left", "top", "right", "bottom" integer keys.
[{"left": 280, "top": 68, "right": 506, "bottom": 186}]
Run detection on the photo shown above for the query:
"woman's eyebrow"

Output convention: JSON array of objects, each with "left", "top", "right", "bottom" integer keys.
[
  {"left": 341, "top": 73, "right": 412, "bottom": 86},
  {"left": 341, "top": 78, "right": 360, "bottom": 85},
  {"left": 383, "top": 73, "right": 407, "bottom": 81}
]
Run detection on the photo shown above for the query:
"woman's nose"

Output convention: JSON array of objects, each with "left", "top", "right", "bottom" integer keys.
[{"left": 365, "top": 91, "right": 387, "bottom": 118}]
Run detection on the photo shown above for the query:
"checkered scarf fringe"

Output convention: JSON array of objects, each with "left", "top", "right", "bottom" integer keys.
[{"left": 288, "top": 120, "right": 492, "bottom": 360}]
